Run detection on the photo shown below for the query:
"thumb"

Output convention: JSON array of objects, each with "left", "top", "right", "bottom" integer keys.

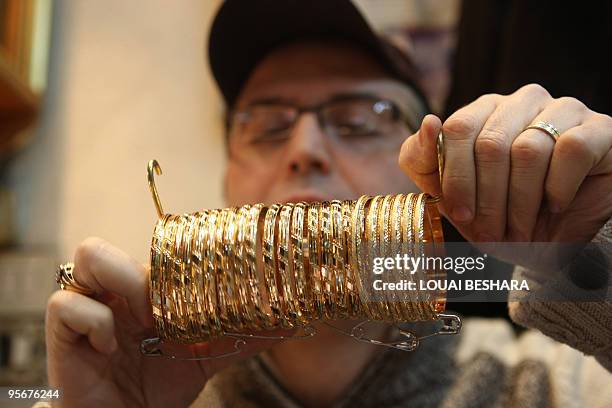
[{"left": 398, "top": 114, "right": 443, "bottom": 196}]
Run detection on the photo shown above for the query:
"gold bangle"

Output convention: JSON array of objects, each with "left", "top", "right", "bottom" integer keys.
[
  {"left": 192, "top": 211, "right": 214, "bottom": 337},
  {"left": 223, "top": 207, "right": 245, "bottom": 331},
  {"left": 350, "top": 195, "right": 371, "bottom": 319},
  {"left": 412, "top": 194, "right": 435, "bottom": 320},
  {"left": 401, "top": 193, "right": 418, "bottom": 321},
  {"left": 277, "top": 203, "right": 298, "bottom": 325},
  {"left": 389, "top": 194, "right": 411, "bottom": 321},
  {"left": 150, "top": 214, "right": 169, "bottom": 339},
  {"left": 246, "top": 204, "right": 272, "bottom": 327},
  {"left": 204, "top": 210, "right": 222, "bottom": 334},
  {"left": 291, "top": 202, "right": 311, "bottom": 323},
  {"left": 307, "top": 202, "right": 324, "bottom": 319},
  {"left": 167, "top": 214, "right": 186, "bottom": 340},
  {"left": 342, "top": 200, "right": 360, "bottom": 316},
  {"left": 379, "top": 194, "right": 402, "bottom": 322},
  {"left": 214, "top": 209, "right": 233, "bottom": 330},
  {"left": 182, "top": 214, "right": 199, "bottom": 340},
  {"left": 366, "top": 195, "right": 387, "bottom": 320},
  {"left": 319, "top": 202, "right": 335, "bottom": 318},
  {"left": 262, "top": 204, "right": 283, "bottom": 326},
  {"left": 423, "top": 198, "right": 446, "bottom": 314},
  {"left": 234, "top": 205, "right": 256, "bottom": 329},
  {"left": 330, "top": 200, "right": 347, "bottom": 317}
]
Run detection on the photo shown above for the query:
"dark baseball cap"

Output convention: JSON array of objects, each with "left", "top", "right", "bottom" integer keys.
[{"left": 208, "top": 0, "right": 427, "bottom": 109}]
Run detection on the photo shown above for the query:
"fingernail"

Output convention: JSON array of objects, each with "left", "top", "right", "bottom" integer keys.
[{"left": 452, "top": 206, "right": 473, "bottom": 223}]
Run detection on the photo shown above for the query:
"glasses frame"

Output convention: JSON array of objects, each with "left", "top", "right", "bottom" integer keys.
[{"left": 227, "top": 93, "right": 419, "bottom": 147}]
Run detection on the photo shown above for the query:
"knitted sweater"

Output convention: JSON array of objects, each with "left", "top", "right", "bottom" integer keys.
[{"left": 190, "top": 220, "right": 612, "bottom": 408}]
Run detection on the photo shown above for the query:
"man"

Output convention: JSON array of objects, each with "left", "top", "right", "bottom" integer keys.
[{"left": 44, "top": 1, "right": 612, "bottom": 407}]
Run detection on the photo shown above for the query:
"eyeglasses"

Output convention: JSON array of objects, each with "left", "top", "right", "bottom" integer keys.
[{"left": 227, "top": 94, "right": 419, "bottom": 160}]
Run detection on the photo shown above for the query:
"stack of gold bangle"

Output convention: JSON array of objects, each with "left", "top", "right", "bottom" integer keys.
[{"left": 149, "top": 191, "right": 446, "bottom": 344}]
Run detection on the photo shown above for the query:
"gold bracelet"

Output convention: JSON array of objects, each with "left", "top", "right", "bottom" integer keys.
[
  {"left": 307, "top": 202, "right": 324, "bottom": 319},
  {"left": 401, "top": 193, "right": 418, "bottom": 320},
  {"left": 379, "top": 194, "right": 402, "bottom": 321},
  {"left": 412, "top": 194, "right": 435, "bottom": 320},
  {"left": 291, "top": 202, "right": 311, "bottom": 323},
  {"left": 247, "top": 204, "right": 273, "bottom": 327},
  {"left": 234, "top": 205, "right": 257, "bottom": 329},
  {"left": 192, "top": 211, "right": 214, "bottom": 337},
  {"left": 330, "top": 200, "right": 347, "bottom": 317},
  {"left": 150, "top": 214, "right": 169, "bottom": 339},
  {"left": 277, "top": 203, "right": 298, "bottom": 325},
  {"left": 342, "top": 200, "right": 360, "bottom": 316},
  {"left": 366, "top": 195, "right": 388, "bottom": 320},
  {"left": 204, "top": 210, "right": 222, "bottom": 335},
  {"left": 350, "top": 195, "right": 370, "bottom": 319},
  {"left": 262, "top": 204, "right": 283, "bottom": 326},
  {"left": 319, "top": 202, "right": 335, "bottom": 318},
  {"left": 146, "top": 191, "right": 455, "bottom": 344}
]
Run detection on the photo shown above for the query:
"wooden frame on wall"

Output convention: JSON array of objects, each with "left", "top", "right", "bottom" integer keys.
[{"left": 0, "top": 0, "right": 52, "bottom": 156}]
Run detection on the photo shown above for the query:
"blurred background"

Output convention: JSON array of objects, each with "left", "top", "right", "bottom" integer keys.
[{"left": 0, "top": 0, "right": 459, "bottom": 389}]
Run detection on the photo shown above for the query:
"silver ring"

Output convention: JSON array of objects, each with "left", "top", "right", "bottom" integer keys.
[
  {"left": 523, "top": 120, "right": 561, "bottom": 142},
  {"left": 56, "top": 262, "right": 95, "bottom": 296}
]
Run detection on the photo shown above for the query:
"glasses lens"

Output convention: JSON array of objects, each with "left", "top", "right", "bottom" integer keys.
[
  {"left": 230, "top": 105, "right": 296, "bottom": 144},
  {"left": 323, "top": 98, "right": 396, "bottom": 138}
]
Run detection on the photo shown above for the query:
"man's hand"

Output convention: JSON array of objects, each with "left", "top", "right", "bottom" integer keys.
[
  {"left": 46, "top": 237, "right": 287, "bottom": 408},
  {"left": 399, "top": 84, "right": 612, "bottom": 267}
]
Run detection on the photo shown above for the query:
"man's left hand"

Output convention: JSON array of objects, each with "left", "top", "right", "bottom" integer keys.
[{"left": 399, "top": 83, "right": 612, "bottom": 267}]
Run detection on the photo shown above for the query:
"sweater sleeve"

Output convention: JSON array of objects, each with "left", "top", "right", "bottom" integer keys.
[{"left": 508, "top": 218, "right": 612, "bottom": 371}]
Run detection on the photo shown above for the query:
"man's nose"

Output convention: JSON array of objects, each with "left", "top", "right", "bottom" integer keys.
[{"left": 285, "top": 113, "right": 332, "bottom": 175}]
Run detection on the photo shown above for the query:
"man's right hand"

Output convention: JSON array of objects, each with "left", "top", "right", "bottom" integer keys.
[{"left": 45, "top": 237, "right": 283, "bottom": 408}]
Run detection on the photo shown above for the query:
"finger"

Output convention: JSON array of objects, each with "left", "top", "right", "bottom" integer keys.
[
  {"left": 441, "top": 93, "right": 500, "bottom": 225},
  {"left": 546, "top": 114, "right": 612, "bottom": 212},
  {"left": 398, "top": 114, "right": 442, "bottom": 195},
  {"left": 471, "top": 84, "right": 553, "bottom": 241},
  {"left": 508, "top": 101, "right": 584, "bottom": 240},
  {"left": 46, "top": 290, "right": 118, "bottom": 355},
  {"left": 73, "top": 237, "right": 153, "bottom": 328}
]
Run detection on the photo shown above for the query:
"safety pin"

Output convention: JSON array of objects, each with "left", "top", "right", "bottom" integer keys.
[
  {"left": 323, "top": 312, "right": 461, "bottom": 352},
  {"left": 140, "top": 325, "right": 317, "bottom": 361}
]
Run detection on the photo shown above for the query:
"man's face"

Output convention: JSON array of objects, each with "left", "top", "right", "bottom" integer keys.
[{"left": 224, "top": 41, "right": 425, "bottom": 206}]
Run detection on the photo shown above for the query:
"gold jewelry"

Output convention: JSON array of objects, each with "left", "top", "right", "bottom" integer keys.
[
  {"left": 330, "top": 200, "right": 347, "bottom": 317},
  {"left": 307, "top": 202, "right": 325, "bottom": 319},
  {"left": 56, "top": 262, "right": 95, "bottom": 296},
  {"left": 291, "top": 202, "right": 311, "bottom": 323},
  {"left": 524, "top": 120, "right": 561, "bottom": 142},
  {"left": 366, "top": 195, "right": 386, "bottom": 320},
  {"left": 245, "top": 204, "right": 270, "bottom": 327},
  {"left": 277, "top": 204, "right": 299, "bottom": 325},
  {"left": 142, "top": 160, "right": 461, "bottom": 357},
  {"left": 319, "top": 202, "right": 335, "bottom": 318},
  {"left": 263, "top": 204, "right": 283, "bottom": 325}
]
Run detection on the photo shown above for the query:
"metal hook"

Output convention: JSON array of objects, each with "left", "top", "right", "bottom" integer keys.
[
  {"left": 147, "top": 159, "right": 164, "bottom": 219},
  {"left": 140, "top": 336, "right": 246, "bottom": 361},
  {"left": 140, "top": 326, "right": 317, "bottom": 361}
]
